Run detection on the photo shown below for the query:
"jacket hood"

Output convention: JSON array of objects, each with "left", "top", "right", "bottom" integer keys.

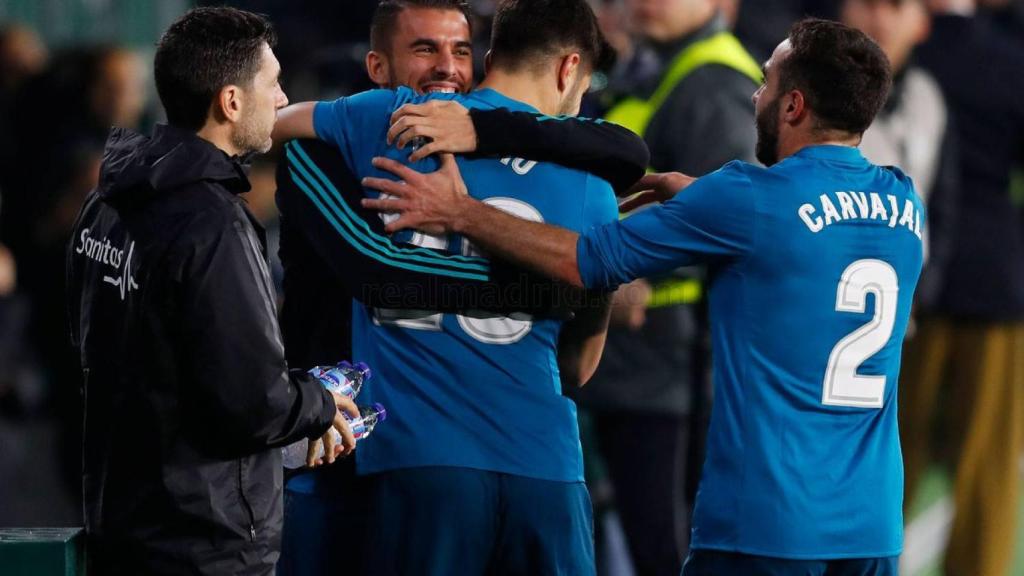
[{"left": 97, "top": 123, "right": 251, "bottom": 203}]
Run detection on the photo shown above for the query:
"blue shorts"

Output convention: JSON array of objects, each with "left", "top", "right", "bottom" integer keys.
[
  {"left": 279, "top": 459, "right": 372, "bottom": 576},
  {"left": 681, "top": 549, "right": 899, "bottom": 576},
  {"left": 365, "top": 466, "right": 595, "bottom": 576}
]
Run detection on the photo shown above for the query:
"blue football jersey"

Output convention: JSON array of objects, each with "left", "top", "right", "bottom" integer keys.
[
  {"left": 312, "top": 87, "right": 618, "bottom": 482},
  {"left": 578, "top": 145, "right": 923, "bottom": 558}
]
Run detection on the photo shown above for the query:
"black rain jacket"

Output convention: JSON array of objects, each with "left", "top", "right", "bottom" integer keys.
[{"left": 66, "top": 124, "right": 336, "bottom": 575}]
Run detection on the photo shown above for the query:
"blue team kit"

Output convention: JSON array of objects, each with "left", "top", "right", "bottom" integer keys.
[
  {"left": 579, "top": 145, "right": 923, "bottom": 559},
  {"left": 292, "top": 84, "right": 922, "bottom": 566},
  {"left": 310, "top": 86, "right": 618, "bottom": 484}
]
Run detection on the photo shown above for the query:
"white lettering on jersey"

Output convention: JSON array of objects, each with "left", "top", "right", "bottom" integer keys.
[
  {"left": 798, "top": 204, "right": 824, "bottom": 233},
  {"left": 836, "top": 192, "right": 858, "bottom": 220},
  {"left": 898, "top": 199, "right": 916, "bottom": 233},
  {"left": 796, "top": 191, "right": 922, "bottom": 239},
  {"left": 887, "top": 195, "right": 899, "bottom": 228},
  {"left": 850, "top": 191, "right": 870, "bottom": 218},
  {"left": 500, "top": 157, "right": 537, "bottom": 175},
  {"left": 869, "top": 192, "right": 888, "bottom": 221},
  {"left": 820, "top": 194, "right": 841, "bottom": 226}
]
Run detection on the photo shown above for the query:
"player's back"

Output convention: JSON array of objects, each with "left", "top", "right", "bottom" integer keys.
[
  {"left": 310, "top": 87, "right": 617, "bottom": 481},
  {"left": 690, "top": 146, "right": 923, "bottom": 558}
]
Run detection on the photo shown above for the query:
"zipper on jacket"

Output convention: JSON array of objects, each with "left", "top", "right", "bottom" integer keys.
[{"left": 237, "top": 459, "right": 257, "bottom": 542}]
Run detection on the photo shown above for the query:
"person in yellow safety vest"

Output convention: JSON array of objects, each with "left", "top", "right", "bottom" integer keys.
[{"left": 572, "top": 2, "right": 762, "bottom": 575}]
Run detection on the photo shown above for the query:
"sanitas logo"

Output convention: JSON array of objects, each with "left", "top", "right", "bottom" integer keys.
[{"left": 75, "top": 228, "right": 140, "bottom": 300}]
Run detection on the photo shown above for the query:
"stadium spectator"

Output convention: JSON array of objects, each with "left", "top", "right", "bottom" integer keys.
[
  {"left": 0, "top": 242, "right": 31, "bottom": 412},
  {"left": 65, "top": 7, "right": 359, "bottom": 575},
  {"left": 583, "top": 0, "right": 760, "bottom": 572},
  {"left": 0, "top": 23, "right": 43, "bottom": 415},
  {"left": 0, "top": 23, "right": 47, "bottom": 185},
  {"left": 363, "top": 18, "right": 915, "bottom": 575},
  {"left": 900, "top": 1, "right": 1024, "bottom": 574}
]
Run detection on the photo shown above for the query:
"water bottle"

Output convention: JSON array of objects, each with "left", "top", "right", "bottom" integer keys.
[
  {"left": 310, "top": 360, "right": 371, "bottom": 399},
  {"left": 281, "top": 361, "right": 372, "bottom": 469},
  {"left": 281, "top": 403, "right": 388, "bottom": 469},
  {"left": 349, "top": 403, "right": 387, "bottom": 440}
]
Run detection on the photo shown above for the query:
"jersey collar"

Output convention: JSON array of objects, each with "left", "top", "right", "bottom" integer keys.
[
  {"left": 792, "top": 144, "right": 867, "bottom": 164},
  {"left": 469, "top": 88, "right": 539, "bottom": 114}
]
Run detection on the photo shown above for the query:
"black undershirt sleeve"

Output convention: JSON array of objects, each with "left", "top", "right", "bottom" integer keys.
[{"left": 469, "top": 108, "right": 648, "bottom": 195}]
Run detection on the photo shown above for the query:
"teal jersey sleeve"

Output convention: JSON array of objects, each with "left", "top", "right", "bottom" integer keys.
[
  {"left": 576, "top": 161, "right": 756, "bottom": 289},
  {"left": 312, "top": 89, "right": 403, "bottom": 174},
  {"left": 581, "top": 174, "right": 619, "bottom": 229}
]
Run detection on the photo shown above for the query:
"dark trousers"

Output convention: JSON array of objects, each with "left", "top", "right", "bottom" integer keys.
[{"left": 594, "top": 412, "right": 690, "bottom": 576}]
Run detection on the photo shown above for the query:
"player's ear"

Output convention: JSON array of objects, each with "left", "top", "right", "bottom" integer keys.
[
  {"left": 557, "top": 53, "right": 581, "bottom": 93},
  {"left": 212, "top": 84, "right": 242, "bottom": 123},
  {"left": 366, "top": 51, "right": 390, "bottom": 87},
  {"left": 783, "top": 89, "right": 806, "bottom": 124}
]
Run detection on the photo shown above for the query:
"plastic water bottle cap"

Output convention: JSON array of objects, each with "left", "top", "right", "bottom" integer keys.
[
  {"left": 355, "top": 362, "right": 372, "bottom": 379},
  {"left": 373, "top": 403, "right": 387, "bottom": 421}
]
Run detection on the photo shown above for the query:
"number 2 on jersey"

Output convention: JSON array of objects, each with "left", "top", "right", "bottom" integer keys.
[{"left": 822, "top": 259, "right": 899, "bottom": 408}]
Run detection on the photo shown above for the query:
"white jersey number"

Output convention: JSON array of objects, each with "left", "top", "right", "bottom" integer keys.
[
  {"left": 822, "top": 259, "right": 899, "bottom": 408},
  {"left": 373, "top": 197, "right": 539, "bottom": 345}
]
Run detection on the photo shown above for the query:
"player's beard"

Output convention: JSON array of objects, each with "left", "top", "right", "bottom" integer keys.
[
  {"left": 232, "top": 104, "right": 274, "bottom": 155},
  {"left": 755, "top": 94, "right": 781, "bottom": 167}
]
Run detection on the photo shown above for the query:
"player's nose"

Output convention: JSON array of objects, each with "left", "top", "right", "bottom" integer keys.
[{"left": 434, "top": 50, "right": 457, "bottom": 77}]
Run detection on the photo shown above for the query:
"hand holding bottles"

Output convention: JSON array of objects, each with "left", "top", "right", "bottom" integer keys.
[
  {"left": 282, "top": 361, "right": 386, "bottom": 469},
  {"left": 308, "top": 391, "right": 360, "bottom": 467}
]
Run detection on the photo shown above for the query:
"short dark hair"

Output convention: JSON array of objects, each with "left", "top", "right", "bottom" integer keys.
[
  {"left": 154, "top": 7, "right": 276, "bottom": 131},
  {"left": 778, "top": 18, "right": 892, "bottom": 135},
  {"left": 369, "top": 0, "right": 474, "bottom": 53},
  {"left": 489, "top": 0, "right": 606, "bottom": 73}
]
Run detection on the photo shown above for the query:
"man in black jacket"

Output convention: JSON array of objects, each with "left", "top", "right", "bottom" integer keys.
[{"left": 66, "top": 7, "right": 357, "bottom": 575}]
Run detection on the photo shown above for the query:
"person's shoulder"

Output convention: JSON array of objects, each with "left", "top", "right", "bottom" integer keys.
[
  {"left": 707, "top": 159, "right": 759, "bottom": 184},
  {"left": 877, "top": 163, "right": 919, "bottom": 198},
  {"left": 676, "top": 160, "right": 758, "bottom": 208},
  {"left": 320, "top": 88, "right": 405, "bottom": 116},
  {"left": 409, "top": 87, "right": 459, "bottom": 102},
  {"left": 728, "top": 157, "right": 801, "bottom": 192},
  {"left": 159, "top": 183, "right": 247, "bottom": 237},
  {"left": 407, "top": 88, "right": 475, "bottom": 109}
]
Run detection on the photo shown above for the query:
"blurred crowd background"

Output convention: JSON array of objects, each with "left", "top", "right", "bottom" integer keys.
[{"left": 0, "top": 1, "right": 1022, "bottom": 575}]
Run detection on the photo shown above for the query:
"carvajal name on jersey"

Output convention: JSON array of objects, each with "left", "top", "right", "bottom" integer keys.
[{"left": 798, "top": 191, "right": 921, "bottom": 239}]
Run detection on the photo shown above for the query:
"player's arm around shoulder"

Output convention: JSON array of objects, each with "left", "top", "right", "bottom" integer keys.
[
  {"left": 272, "top": 88, "right": 406, "bottom": 148},
  {"left": 387, "top": 98, "right": 649, "bottom": 194}
]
